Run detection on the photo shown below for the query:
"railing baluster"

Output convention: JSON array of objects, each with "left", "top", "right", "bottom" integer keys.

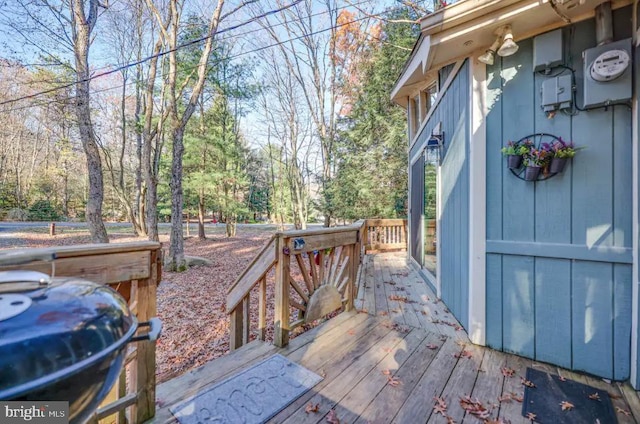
[
  {"left": 242, "top": 296, "right": 250, "bottom": 346},
  {"left": 229, "top": 303, "right": 244, "bottom": 351},
  {"left": 258, "top": 277, "right": 267, "bottom": 341}
]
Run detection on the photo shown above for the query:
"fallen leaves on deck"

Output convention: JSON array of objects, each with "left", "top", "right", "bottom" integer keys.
[
  {"left": 454, "top": 349, "right": 473, "bottom": 359},
  {"left": 501, "top": 367, "right": 515, "bottom": 377},
  {"left": 426, "top": 343, "right": 439, "bottom": 350},
  {"left": 433, "top": 396, "right": 448, "bottom": 416},
  {"left": 616, "top": 407, "right": 631, "bottom": 416},
  {"left": 387, "top": 376, "right": 401, "bottom": 387},
  {"left": 326, "top": 409, "right": 340, "bottom": 423},
  {"left": 560, "top": 400, "right": 575, "bottom": 411},
  {"left": 521, "top": 377, "right": 536, "bottom": 388},
  {"left": 388, "top": 294, "right": 412, "bottom": 303},
  {"left": 498, "top": 392, "right": 523, "bottom": 403},
  {"left": 305, "top": 403, "right": 320, "bottom": 414},
  {"left": 588, "top": 393, "right": 601, "bottom": 401},
  {"left": 526, "top": 412, "right": 537, "bottom": 421},
  {"left": 459, "top": 396, "right": 490, "bottom": 420}
]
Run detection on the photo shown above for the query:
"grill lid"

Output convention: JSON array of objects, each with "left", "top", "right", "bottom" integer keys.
[{"left": 0, "top": 271, "right": 136, "bottom": 398}]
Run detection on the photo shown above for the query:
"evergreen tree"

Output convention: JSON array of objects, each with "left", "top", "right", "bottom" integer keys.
[{"left": 331, "top": 10, "right": 419, "bottom": 220}]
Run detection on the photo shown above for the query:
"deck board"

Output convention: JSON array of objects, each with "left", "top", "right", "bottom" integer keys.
[
  {"left": 281, "top": 323, "right": 416, "bottom": 423},
  {"left": 151, "top": 252, "right": 640, "bottom": 424},
  {"left": 391, "top": 336, "right": 463, "bottom": 423},
  {"left": 353, "top": 331, "right": 444, "bottom": 424},
  {"left": 323, "top": 327, "right": 429, "bottom": 424}
]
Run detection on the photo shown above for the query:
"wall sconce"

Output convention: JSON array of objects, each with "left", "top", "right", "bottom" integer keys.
[
  {"left": 497, "top": 25, "right": 519, "bottom": 57},
  {"left": 477, "top": 25, "right": 520, "bottom": 65},
  {"left": 426, "top": 123, "right": 444, "bottom": 164},
  {"left": 477, "top": 36, "right": 502, "bottom": 65}
]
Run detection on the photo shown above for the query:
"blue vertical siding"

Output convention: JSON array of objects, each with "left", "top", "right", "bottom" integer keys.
[
  {"left": 485, "top": 9, "right": 633, "bottom": 380},
  {"left": 635, "top": 40, "right": 640, "bottom": 388},
  {"left": 409, "top": 60, "right": 470, "bottom": 329}
]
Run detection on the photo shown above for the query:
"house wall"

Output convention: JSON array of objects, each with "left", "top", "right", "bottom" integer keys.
[
  {"left": 410, "top": 60, "right": 470, "bottom": 329},
  {"left": 485, "top": 10, "right": 633, "bottom": 380}
]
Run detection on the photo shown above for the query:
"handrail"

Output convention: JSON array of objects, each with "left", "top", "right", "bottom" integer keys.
[
  {"left": 0, "top": 242, "right": 162, "bottom": 424},
  {"left": 226, "top": 219, "right": 406, "bottom": 351},
  {"left": 226, "top": 234, "right": 277, "bottom": 311}
]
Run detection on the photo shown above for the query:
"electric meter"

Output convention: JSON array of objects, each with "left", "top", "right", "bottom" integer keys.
[
  {"left": 590, "top": 49, "right": 630, "bottom": 82},
  {"left": 582, "top": 38, "right": 632, "bottom": 108}
]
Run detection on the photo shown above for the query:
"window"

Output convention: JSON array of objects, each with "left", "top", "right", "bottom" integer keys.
[
  {"left": 410, "top": 96, "right": 420, "bottom": 138},
  {"left": 424, "top": 83, "right": 438, "bottom": 115},
  {"left": 423, "top": 148, "right": 438, "bottom": 276}
]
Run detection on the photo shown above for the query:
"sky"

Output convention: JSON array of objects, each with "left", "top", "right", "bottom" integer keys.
[{"left": 0, "top": 0, "right": 415, "bottom": 165}]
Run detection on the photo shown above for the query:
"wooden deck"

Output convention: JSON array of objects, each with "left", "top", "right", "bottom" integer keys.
[{"left": 151, "top": 252, "right": 640, "bottom": 424}]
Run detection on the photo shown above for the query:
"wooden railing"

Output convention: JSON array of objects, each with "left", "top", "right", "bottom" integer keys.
[
  {"left": 0, "top": 242, "right": 162, "bottom": 424},
  {"left": 226, "top": 218, "right": 407, "bottom": 350},
  {"left": 226, "top": 221, "right": 366, "bottom": 349},
  {"left": 362, "top": 219, "right": 407, "bottom": 252}
]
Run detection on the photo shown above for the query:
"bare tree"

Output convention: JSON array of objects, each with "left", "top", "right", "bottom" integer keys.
[
  {"left": 255, "top": 0, "right": 339, "bottom": 227},
  {"left": 1, "top": 0, "right": 109, "bottom": 241},
  {"left": 70, "top": 0, "right": 109, "bottom": 242},
  {"left": 259, "top": 49, "right": 311, "bottom": 230}
]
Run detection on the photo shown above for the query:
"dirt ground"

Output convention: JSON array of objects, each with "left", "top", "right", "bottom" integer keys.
[{"left": 0, "top": 225, "right": 277, "bottom": 383}]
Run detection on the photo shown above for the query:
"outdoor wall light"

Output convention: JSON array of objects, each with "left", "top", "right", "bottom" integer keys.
[
  {"left": 426, "top": 124, "right": 444, "bottom": 164},
  {"left": 477, "top": 36, "right": 503, "bottom": 65},
  {"left": 498, "top": 25, "right": 519, "bottom": 56},
  {"left": 477, "top": 25, "right": 520, "bottom": 65}
]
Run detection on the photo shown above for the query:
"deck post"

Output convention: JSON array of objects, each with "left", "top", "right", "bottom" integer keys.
[
  {"left": 134, "top": 248, "right": 160, "bottom": 423},
  {"left": 274, "top": 235, "right": 290, "bottom": 347}
]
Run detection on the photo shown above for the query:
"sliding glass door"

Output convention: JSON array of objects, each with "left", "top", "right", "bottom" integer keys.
[{"left": 423, "top": 149, "right": 438, "bottom": 277}]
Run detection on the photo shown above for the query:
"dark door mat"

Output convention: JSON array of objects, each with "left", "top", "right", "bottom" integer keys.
[
  {"left": 522, "top": 367, "right": 617, "bottom": 424},
  {"left": 170, "top": 354, "right": 323, "bottom": 424}
]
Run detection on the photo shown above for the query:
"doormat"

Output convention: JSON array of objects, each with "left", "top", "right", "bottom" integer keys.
[
  {"left": 522, "top": 367, "right": 617, "bottom": 424},
  {"left": 170, "top": 354, "right": 323, "bottom": 424}
]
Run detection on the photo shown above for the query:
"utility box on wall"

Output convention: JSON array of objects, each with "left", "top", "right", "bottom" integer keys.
[
  {"left": 533, "top": 29, "right": 564, "bottom": 72},
  {"left": 582, "top": 38, "right": 632, "bottom": 108},
  {"left": 541, "top": 74, "right": 572, "bottom": 112}
]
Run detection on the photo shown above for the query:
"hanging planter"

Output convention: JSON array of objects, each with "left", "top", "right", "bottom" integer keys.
[
  {"left": 549, "top": 157, "right": 567, "bottom": 174},
  {"left": 524, "top": 166, "right": 541, "bottom": 181},
  {"left": 507, "top": 155, "right": 523, "bottom": 169},
  {"left": 501, "top": 134, "right": 582, "bottom": 182}
]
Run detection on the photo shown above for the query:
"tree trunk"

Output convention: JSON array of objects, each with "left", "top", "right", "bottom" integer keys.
[
  {"left": 133, "top": 0, "right": 147, "bottom": 237},
  {"left": 198, "top": 188, "right": 205, "bottom": 240},
  {"left": 166, "top": 124, "right": 186, "bottom": 272},
  {"left": 141, "top": 36, "right": 164, "bottom": 242},
  {"left": 226, "top": 218, "right": 236, "bottom": 237},
  {"left": 72, "top": 0, "right": 108, "bottom": 243}
]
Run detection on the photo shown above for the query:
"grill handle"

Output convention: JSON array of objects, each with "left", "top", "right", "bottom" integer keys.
[
  {"left": 131, "top": 318, "right": 162, "bottom": 342},
  {"left": 0, "top": 270, "right": 52, "bottom": 293}
]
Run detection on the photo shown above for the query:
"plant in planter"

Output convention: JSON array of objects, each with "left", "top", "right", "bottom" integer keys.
[
  {"left": 549, "top": 138, "right": 581, "bottom": 173},
  {"left": 523, "top": 147, "right": 551, "bottom": 181},
  {"left": 501, "top": 140, "right": 532, "bottom": 169}
]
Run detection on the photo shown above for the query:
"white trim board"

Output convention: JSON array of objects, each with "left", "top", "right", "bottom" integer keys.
[
  {"left": 630, "top": 1, "right": 639, "bottom": 390},
  {"left": 409, "top": 60, "right": 466, "bottom": 153},
  {"left": 467, "top": 57, "right": 487, "bottom": 346},
  {"left": 631, "top": 55, "right": 639, "bottom": 388}
]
